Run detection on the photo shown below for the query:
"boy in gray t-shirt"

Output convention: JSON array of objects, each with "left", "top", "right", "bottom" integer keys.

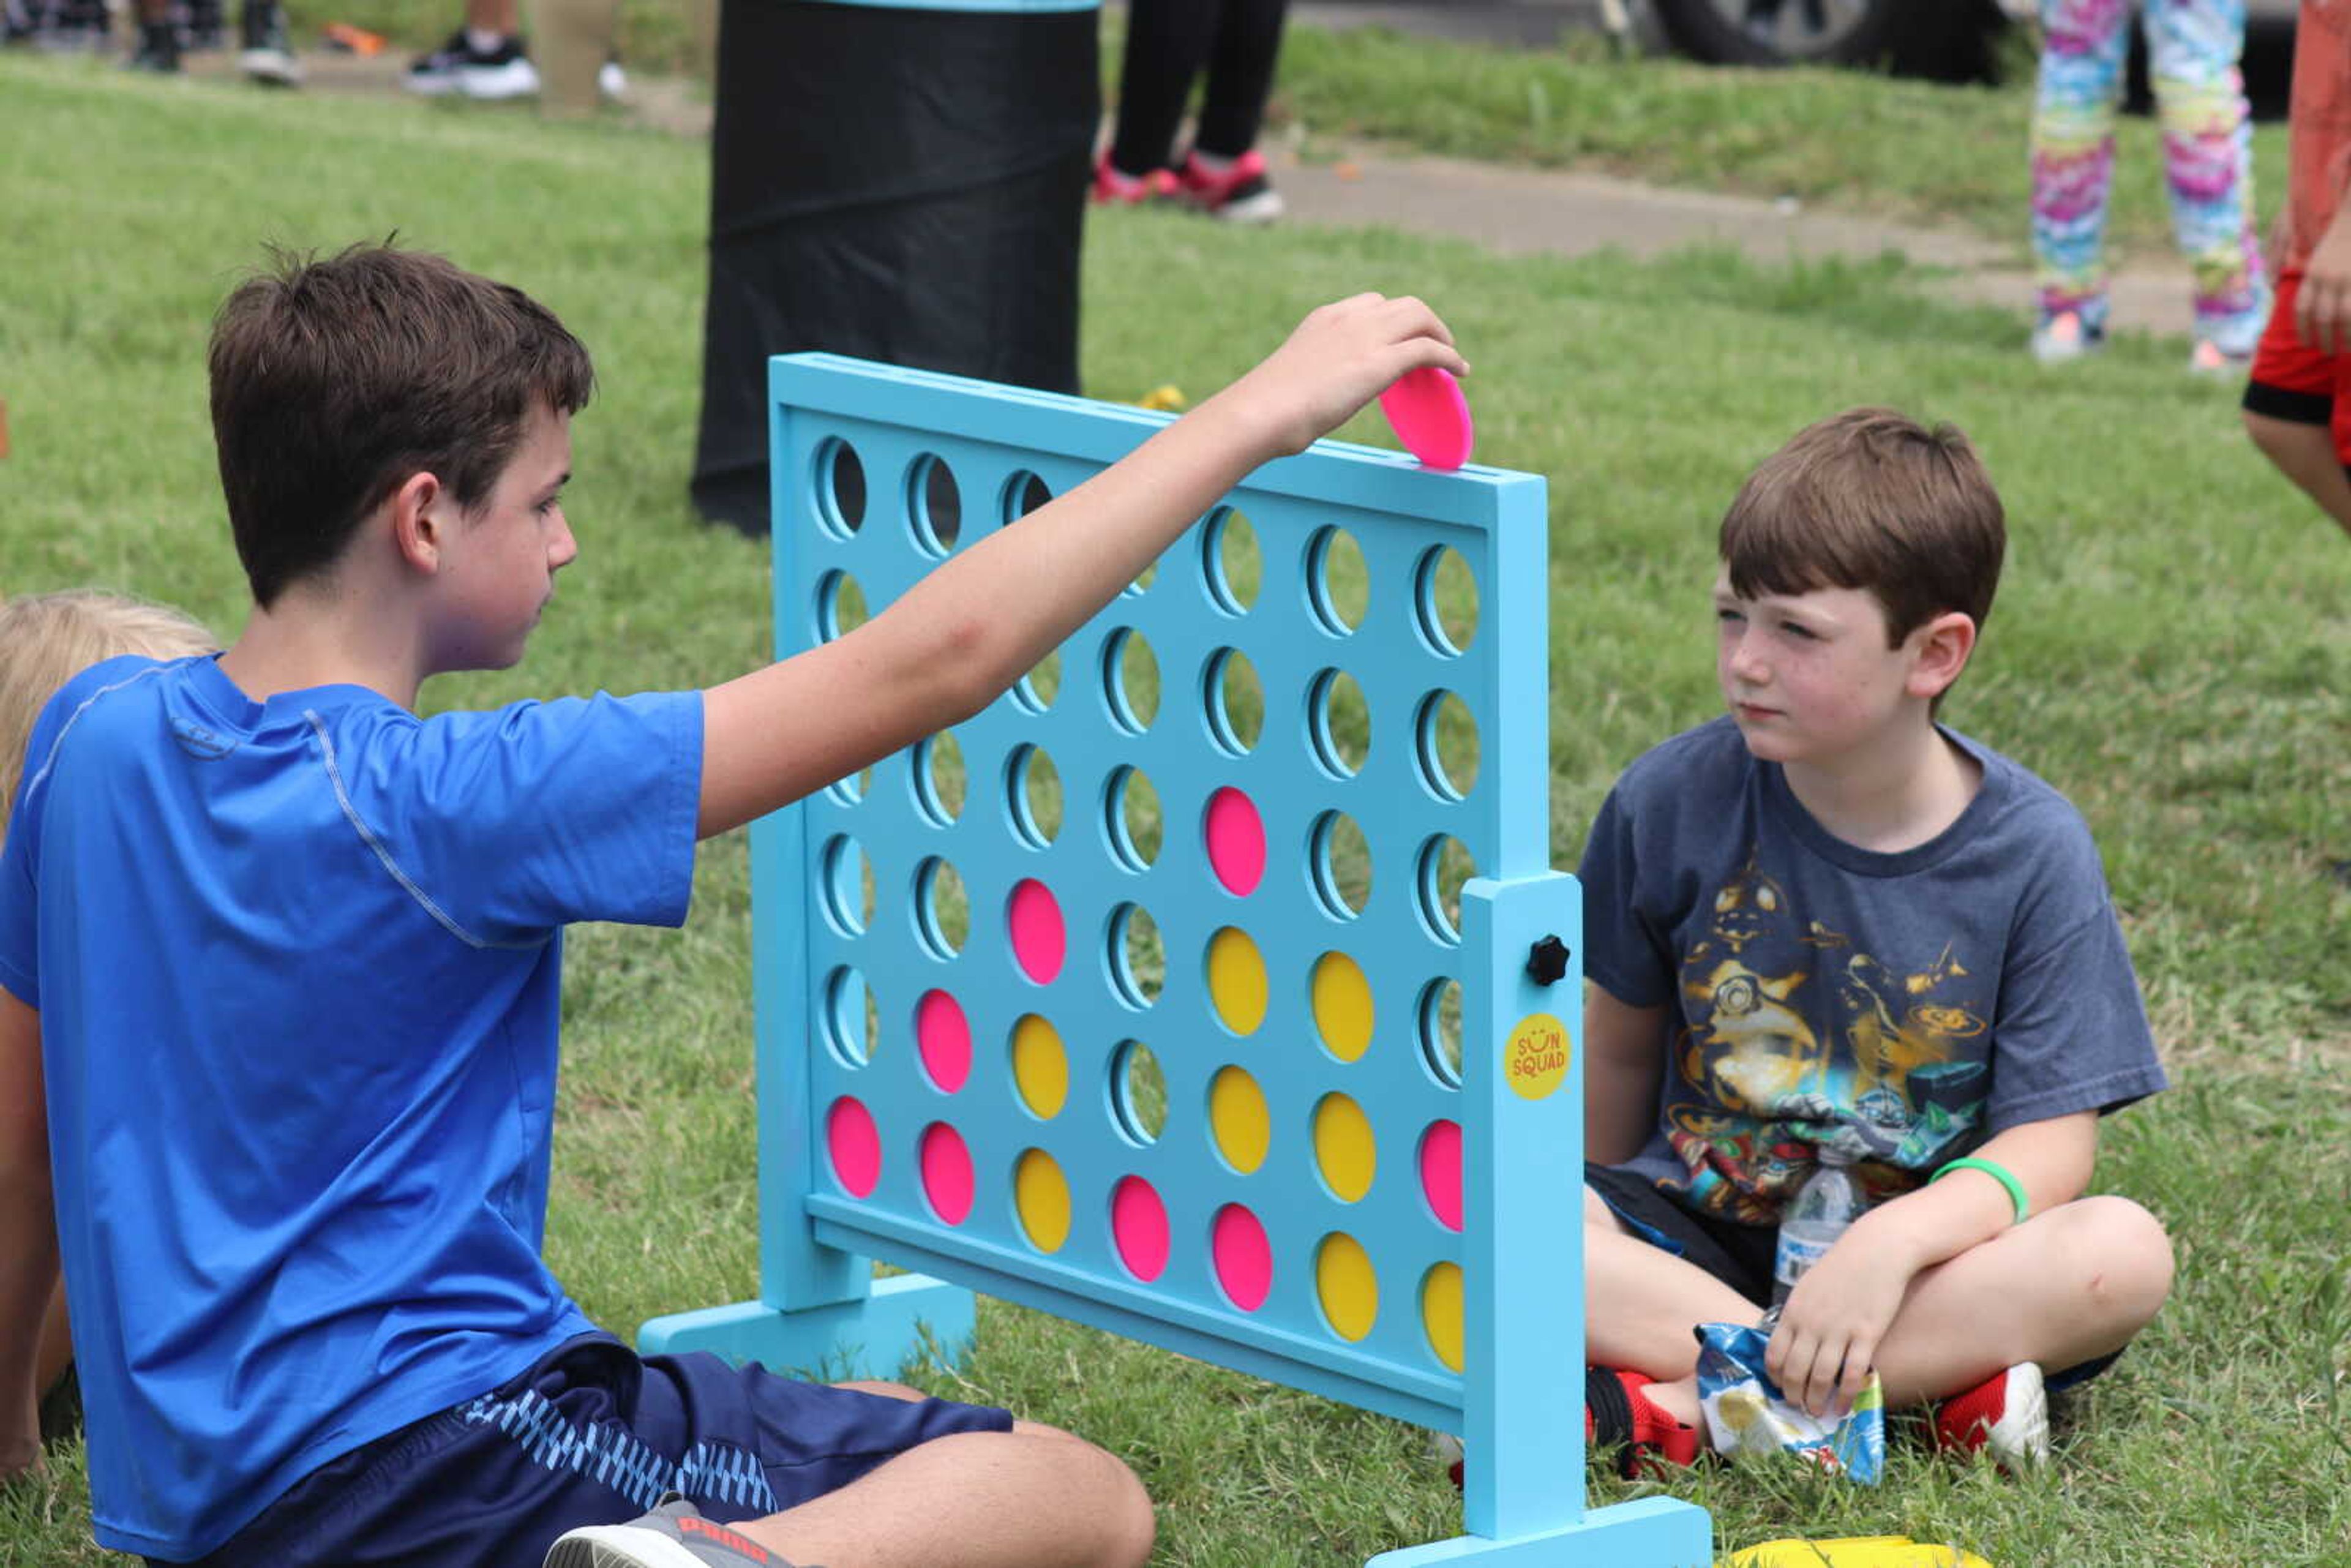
[{"left": 1571, "top": 410, "right": 2173, "bottom": 1479}]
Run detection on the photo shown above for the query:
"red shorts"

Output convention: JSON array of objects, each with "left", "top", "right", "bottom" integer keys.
[{"left": 2244, "top": 268, "right": 2351, "bottom": 465}]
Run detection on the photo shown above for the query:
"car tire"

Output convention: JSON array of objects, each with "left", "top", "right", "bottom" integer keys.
[{"left": 1652, "top": 0, "right": 2006, "bottom": 81}]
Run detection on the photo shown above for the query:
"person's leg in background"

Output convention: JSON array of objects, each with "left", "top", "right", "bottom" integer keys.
[
  {"left": 2030, "top": 0, "right": 2132, "bottom": 362},
  {"left": 2147, "top": 0, "right": 2268, "bottom": 370},
  {"left": 407, "top": 0, "right": 539, "bottom": 100},
  {"left": 533, "top": 0, "right": 621, "bottom": 117},
  {"left": 1100, "top": 0, "right": 1216, "bottom": 200},
  {"left": 1179, "top": 0, "right": 1289, "bottom": 221}
]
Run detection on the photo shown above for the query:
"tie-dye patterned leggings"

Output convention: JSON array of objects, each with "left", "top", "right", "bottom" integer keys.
[{"left": 2031, "top": 0, "right": 2267, "bottom": 352}]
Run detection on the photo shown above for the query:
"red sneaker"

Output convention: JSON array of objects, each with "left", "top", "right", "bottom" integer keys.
[
  {"left": 1440, "top": 1368, "right": 1700, "bottom": 1489},
  {"left": 1933, "top": 1363, "right": 2049, "bottom": 1471},
  {"left": 1174, "top": 148, "right": 1284, "bottom": 223},
  {"left": 1091, "top": 152, "right": 1174, "bottom": 206}
]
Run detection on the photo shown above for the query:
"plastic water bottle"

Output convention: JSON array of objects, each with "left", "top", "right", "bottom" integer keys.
[{"left": 1771, "top": 1145, "right": 1866, "bottom": 1308}]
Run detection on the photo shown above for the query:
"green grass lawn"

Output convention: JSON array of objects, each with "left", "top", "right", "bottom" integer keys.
[{"left": 3, "top": 50, "right": 2349, "bottom": 1568}]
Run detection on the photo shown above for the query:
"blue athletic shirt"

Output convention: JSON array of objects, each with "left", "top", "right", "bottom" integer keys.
[{"left": 0, "top": 654, "right": 703, "bottom": 1560}]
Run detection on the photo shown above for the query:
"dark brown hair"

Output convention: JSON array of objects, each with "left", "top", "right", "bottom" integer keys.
[
  {"left": 1719, "top": 408, "right": 2005, "bottom": 645},
  {"left": 208, "top": 242, "right": 594, "bottom": 607}
]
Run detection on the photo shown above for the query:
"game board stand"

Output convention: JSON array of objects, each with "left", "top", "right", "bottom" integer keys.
[{"left": 640, "top": 354, "right": 1711, "bottom": 1566}]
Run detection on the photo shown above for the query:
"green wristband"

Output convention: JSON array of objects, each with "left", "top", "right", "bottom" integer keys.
[{"left": 1932, "top": 1156, "right": 2029, "bottom": 1225}]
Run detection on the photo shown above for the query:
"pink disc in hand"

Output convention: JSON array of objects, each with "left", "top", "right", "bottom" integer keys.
[
  {"left": 1420, "top": 1119, "right": 1464, "bottom": 1233},
  {"left": 920, "top": 1122, "right": 975, "bottom": 1225},
  {"left": 1204, "top": 787, "right": 1266, "bottom": 898},
  {"left": 827, "top": 1097, "right": 881, "bottom": 1199},
  {"left": 1212, "top": 1202, "right": 1273, "bottom": 1311},
  {"left": 1112, "top": 1176, "right": 1171, "bottom": 1283},
  {"left": 1378, "top": 367, "right": 1474, "bottom": 471},
  {"left": 915, "top": 989, "right": 972, "bottom": 1093},
  {"left": 1008, "top": 879, "right": 1065, "bottom": 986}
]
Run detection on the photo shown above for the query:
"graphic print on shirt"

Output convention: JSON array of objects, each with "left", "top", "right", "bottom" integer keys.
[{"left": 1663, "top": 848, "right": 1990, "bottom": 1224}]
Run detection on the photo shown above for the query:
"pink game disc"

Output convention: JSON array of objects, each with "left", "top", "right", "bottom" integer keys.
[
  {"left": 1008, "top": 879, "right": 1066, "bottom": 986},
  {"left": 1212, "top": 1203, "right": 1273, "bottom": 1312},
  {"left": 920, "top": 1121, "right": 975, "bottom": 1225},
  {"left": 1419, "top": 1119, "right": 1464, "bottom": 1233},
  {"left": 915, "top": 989, "right": 972, "bottom": 1093},
  {"left": 1112, "top": 1176, "right": 1171, "bottom": 1283},
  {"left": 827, "top": 1097, "right": 881, "bottom": 1199},
  {"left": 1378, "top": 367, "right": 1473, "bottom": 471},
  {"left": 1203, "top": 787, "right": 1265, "bottom": 898}
]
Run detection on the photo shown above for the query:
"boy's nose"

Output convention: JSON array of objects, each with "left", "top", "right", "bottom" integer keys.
[{"left": 549, "top": 516, "right": 579, "bottom": 569}]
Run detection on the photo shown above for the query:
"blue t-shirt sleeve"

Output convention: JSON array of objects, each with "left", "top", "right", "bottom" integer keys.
[
  {"left": 1576, "top": 779, "right": 1676, "bottom": 1008},
  {"left": 0, "top": 680, "right": 84, "bottom": 1009},
  {"left": 1981, "top": 822, "right": 2168, "bottom": 1134},
  {"left": 366, "top": 689, "right": 705, "bottom": 945}
]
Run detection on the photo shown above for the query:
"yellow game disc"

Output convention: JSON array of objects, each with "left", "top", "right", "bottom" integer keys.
[
  {"left": 1420, "top": 1261, "right": 1464, "bottom": 1373},
  {"left": 1722, "top": 1539, "right": 1995, "bottom": 1568},
  {"left": 1010, "top": 1015, "right": 1067, "bottom": 1120},
  {"left": 1209, "top": 1065, "right": 1270, "bottom": 1174},
  {"left": 1206, "top": 926, "right": 1268, "bottom": 1037},
  {"left": 1013, "top": 1148, "right": 1071, "bottom": 1254},
  {"left": 1311, "top": 1092, "right": 1376, "bottom": 1203},
  {"left": 1314, "top": 1232, "right": 1378, "bottom": 1341},
  {"left": 1311, "top": 951, "right": 1374, "bottom": 1062}
]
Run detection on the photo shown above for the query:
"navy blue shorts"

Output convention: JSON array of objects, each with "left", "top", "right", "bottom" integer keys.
[
  {"left": 1584, "top": 1163, "right": 2123, "bottom": 1393},
  {"left": 170, "top": 1334, "right": 1013, "bottom": 1568}
]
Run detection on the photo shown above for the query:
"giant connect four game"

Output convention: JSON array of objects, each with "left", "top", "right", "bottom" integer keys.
[{"left": 640, "top": 354, "right": 1711, "bottom": 1566}]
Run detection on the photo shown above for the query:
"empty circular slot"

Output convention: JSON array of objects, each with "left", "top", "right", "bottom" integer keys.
[
  {"left": 1002, "top": 470, "right": 1052, "bottom": 526},
  {"left": 1110, "top": 1041, "right": 1168, "bottom": 1147},
  {"left": 1418, "top": 836, "right": 1476, "bottom": 945},
  {"left": 1017, "top": 648, "right": 1062, "bottom": 715},
  {"left": 906, "top": 453, "right": 962, "bottom": 555},
  {"left": 1007, "top": 745, "right": 1062, "bottom": 849},
  {"left": 1417, "top": 691, "right": 1481, "bottom": 801},
  {"left": 914, "top": 730, "right": 966, "bottom": 827},
  {"left": 1204, "top": 648, "right": 1264, "bottom": 756},
  {"left": 1106, "top": 767, "right": 1163, "bottom": 872},
  {"left": 825, "top": 765, "right": 876, "bottom": 808},
  {"left": 1310, "top": 811, "right": 1373, "bottom": 921},
  {"left": 1103, "top": 629, "right": 1160, "bottom": 735},
  {"left": 1308, "top": 527, "right": 1369, "bottom": 636},
  {"left": 1204, "top": 506, "right": 1262, "bottom": 615},
  {"left": 1108, "top": 901, "right": 1164, "bottom": 1009},
  {"left": 823, "top": 966, "right": 877, "bottom": 1067},
  {"left": 816, "top": 570, "right": 869, "bottom": 643},
  {"left": 819, "top": 835, "right": 874, "bottom": 936},
  {"left": 1419, "top": 977, "right": 1464, "bottom": 1088},
  {"left": 1310, "top": 670, "right": 1371, "bottom": 779},
  {"left": 915, "top": 857, "right": 970, "bottom": 959},
  {"left": 814, "top": 438, "right": 866, "bottom": 537},
  {"left": 1128, "top": 559, "right": 1159, "bottom": 598},
  {"left": 1417, "top": 544, "right": 1480, "bottom": 656}
]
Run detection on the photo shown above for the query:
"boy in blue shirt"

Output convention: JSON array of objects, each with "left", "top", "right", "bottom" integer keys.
[
  {"left": 0, "top": 243, "right": 1466, "bottom": 1568},
  {"left": 1573, "top": 410, "right": 2175, "bottom": 1476}
]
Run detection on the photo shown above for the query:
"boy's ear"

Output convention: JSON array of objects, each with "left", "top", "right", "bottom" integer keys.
[
  {"left": 1906, "top": 610, "right": 1978, "bottom": 700},
  {"left": 389, "top": 470, "right": 452, "bottom": 577}
]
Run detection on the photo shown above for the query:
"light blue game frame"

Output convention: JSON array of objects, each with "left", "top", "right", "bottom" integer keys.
[{"left": 641, "top": 354, "right": 1711, "bottom": 1567}]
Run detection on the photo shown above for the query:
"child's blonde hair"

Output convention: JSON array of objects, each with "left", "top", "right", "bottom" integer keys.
[{"left": 0, "top": 591, "right": 216, "bottom": 824}]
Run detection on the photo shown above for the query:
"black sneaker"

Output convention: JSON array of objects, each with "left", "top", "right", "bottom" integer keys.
[
  {"left": 543, "top": 1493, "right": 817, "bottom": 1567},
  {"left": 405, "top": 28, "right": 538, "bottom": 100},
  {"left": 126, "top": 20, "right": 180, "bottom": 71},
  {"left": 237, "top": 0, "right": 298, "bottom": 84}
]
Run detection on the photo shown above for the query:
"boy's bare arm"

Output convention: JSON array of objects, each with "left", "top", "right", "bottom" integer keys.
[
  {"left": 0, "top": 987, "right": 55, "bottom": 1479},
  {"left": 697, "top": 294, "right": 1466, "bottom": 840},
  {"left": 1584, "top": 981, "right": 1667, "bottom": 1166},
  {"left": 1767, "top": 1110, "right": 2098, "bottom": 1416}
]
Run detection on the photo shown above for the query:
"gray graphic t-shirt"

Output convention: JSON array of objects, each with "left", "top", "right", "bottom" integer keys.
[{"left": 1578, "top": 718, "right": 2167, "bottom": 1227}]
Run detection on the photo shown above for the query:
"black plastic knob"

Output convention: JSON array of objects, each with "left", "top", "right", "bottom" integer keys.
[{"left": 1524, "top": 935, "right": 1570, "bottom": 986}]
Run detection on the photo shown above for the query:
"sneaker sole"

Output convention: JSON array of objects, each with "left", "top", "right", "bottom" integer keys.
[
  {"left": 1979, "top": 1362, "right": 2050, "bottom": 1469},
  {"left": 456, "top": 59, "right": 539, "bottom": 99},
  {"left": 1212, "top": 189, "right": 1284, "bottom": 224},
  {"left": 239, "top": 45, "right": 299, "bottom": 84},
  {"left": 543, "top": 1526, "right": 713, "bottom": 1568}
]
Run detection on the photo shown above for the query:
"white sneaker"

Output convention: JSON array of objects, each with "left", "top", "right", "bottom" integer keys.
[
  {"left": 598, "top": 58, "right": 628, "bottom": 100},
  {"left": 2030, "top": 310, "right": 2104, "bottom": 366}
]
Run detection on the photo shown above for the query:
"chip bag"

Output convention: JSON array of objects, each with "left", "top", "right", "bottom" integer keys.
[{"left": 1694, "top": 1321, "right": 1885, "bottom": 1483}]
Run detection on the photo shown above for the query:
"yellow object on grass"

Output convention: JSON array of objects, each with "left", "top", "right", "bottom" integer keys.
[
  {"left": 1723, "top": 1539, "right": 1993, "bottom": 1568},
  {"left": 1136, "top": 384, "right": 1188, "bottom": 411}
]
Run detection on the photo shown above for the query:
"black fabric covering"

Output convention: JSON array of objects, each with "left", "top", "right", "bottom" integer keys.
[{"left": 690, "top": 1, "right": 1099, "bottom": 535}]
